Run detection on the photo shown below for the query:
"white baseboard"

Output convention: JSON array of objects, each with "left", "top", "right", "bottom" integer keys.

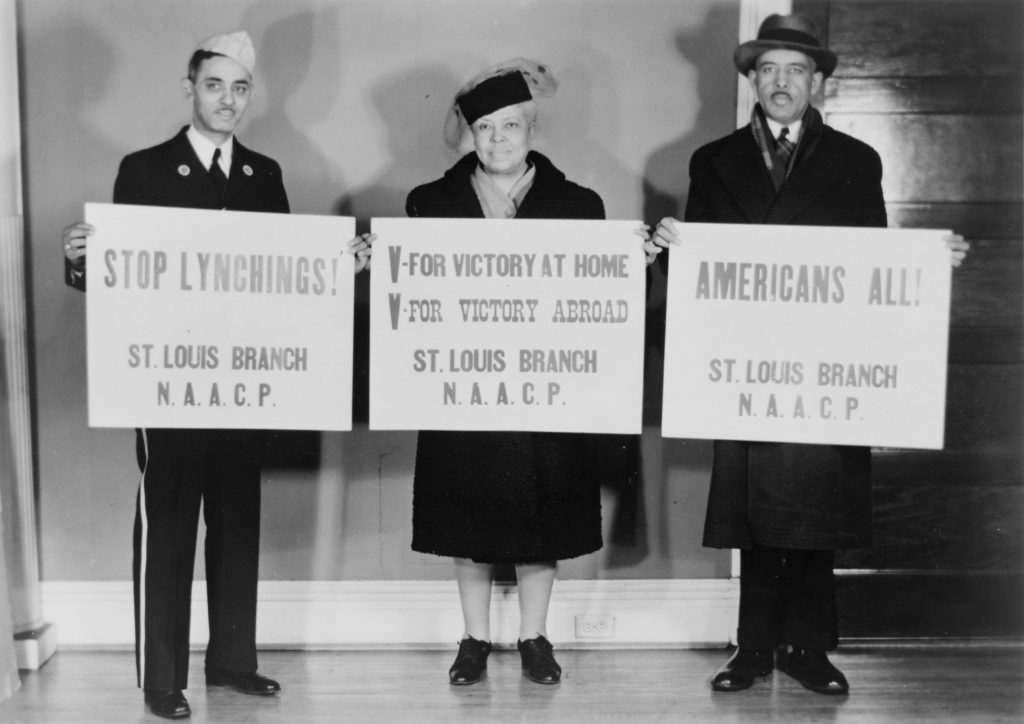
[
  {"left": 41, "top": 579, "right": 737, "bottom": 649},
  {"left": 14, "top": 622, "right": 58, "bottom": 670}
]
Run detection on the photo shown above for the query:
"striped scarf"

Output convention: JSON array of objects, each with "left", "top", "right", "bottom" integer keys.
[{"left": 751, "top": 103, "right": 821, "bottom": 191}]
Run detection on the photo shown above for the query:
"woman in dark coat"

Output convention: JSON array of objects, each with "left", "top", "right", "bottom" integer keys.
[{"left": 406, "top": 59, "right": 603, "bottom": 687}]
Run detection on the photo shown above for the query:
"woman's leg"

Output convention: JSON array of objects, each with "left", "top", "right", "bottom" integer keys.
[
  {"left": 515, "top": 561, "right": 560, "bottom": 684},
  {"left": 515, "top": 562, "right": 556, "bottom": 640},
  {"left": 449, "top": 558, "right": 494, "bottom": 684},
  {"left": 454, "top": 558, "right": 493, "bottom": 640}
]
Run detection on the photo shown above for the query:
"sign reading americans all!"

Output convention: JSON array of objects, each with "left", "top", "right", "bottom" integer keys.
[{"left": 661, "top": 223, "right": 952, "bottom": 449}]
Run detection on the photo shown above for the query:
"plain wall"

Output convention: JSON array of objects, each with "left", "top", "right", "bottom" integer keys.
[{"left": 20, "top": 0, "right": 740, "bottom": 582}]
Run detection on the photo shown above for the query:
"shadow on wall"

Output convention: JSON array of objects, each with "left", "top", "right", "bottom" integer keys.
[
  {"left": 547, "top": 53, "right": 637, "bottom": 222},
  {"left": 27, "top": 13, "right": 143, "bottom": 566},
  {"left": 27, "top": 13, "right": 124, "bottom": 354},
  {"left": 554, "top": 52, "right": 650, "bottom": 570},
  {"left": 250, "top": 5, "right": 341, "bottom": 470},
  {"left": 334, "top": 64, "right": 461, "bottom": 225},
  {"left": 244, "top": 4, "right": 340, "bottom": 217},
  {"left": 639, "top": 4, "right": 740, "bottom": 569},
  {"left": 332, "top": 67, "right": 457, "bottom": 432},
  {"left": 330, "top": 65, "right": 466, "bottom": 439}
]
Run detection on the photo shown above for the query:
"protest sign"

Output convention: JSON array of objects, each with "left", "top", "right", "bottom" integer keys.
[
  {"left": 662, "top": 223, "right": 952, "bottom": 449},
  {"left": 369, "top": 218, "right": 646, "bottom": 434},
  {"left": 85, "top": 203, "right": 355, "bottom": 430}
]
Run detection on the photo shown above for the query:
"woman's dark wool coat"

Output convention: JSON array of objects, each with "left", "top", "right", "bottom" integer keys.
[{"left": 406, "top": 151, "right": 607, "bottom": 564}]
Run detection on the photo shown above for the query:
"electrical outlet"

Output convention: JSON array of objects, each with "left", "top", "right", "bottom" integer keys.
[{"left": 574, "top": 613, "right": 614, "bottom": 639}]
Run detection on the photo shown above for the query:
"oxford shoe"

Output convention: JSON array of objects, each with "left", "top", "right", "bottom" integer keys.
[
  {"left": 449, "top": 636, "right": 492, "bottom": 685},
  {"left": 144, "top": 689, "right": 190, "bottom": 719},
  {"left": 776, "top": 646, "right": 849, "bottom": 695},
  {"left": 711, "top": 647, "right": 774, "bottom": 692},
  {"left": 205, "top": 667, "right": 281, "bottom": 696},
  {"left": 517, "top": 635, "right": 561, "bottom": 684}
]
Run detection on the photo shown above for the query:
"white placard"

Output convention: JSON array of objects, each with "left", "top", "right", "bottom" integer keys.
[
  {"left": 369, "top": 218, "right": 646, "bottom": 434},
  {"left": 85, "top": 203, "right": 355, "bottom": 430},
  {"left": 662, "top": 222, "right": 952, "bottom": 449}
]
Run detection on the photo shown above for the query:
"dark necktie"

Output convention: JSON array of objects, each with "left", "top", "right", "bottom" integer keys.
[
  {"left": 776, "top": 126, "right": 795, "bottom": 167},
  {"left": 209, "top": 147, "right": 228, "bottom": 198}
]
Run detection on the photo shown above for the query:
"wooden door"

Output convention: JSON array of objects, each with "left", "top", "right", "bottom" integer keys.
[{"left": 796, "top": 0, "right": 1023, "bottom": 636}]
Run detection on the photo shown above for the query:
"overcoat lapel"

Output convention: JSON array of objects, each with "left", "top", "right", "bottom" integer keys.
[
  {"left": 764, "top": 130, "right": 847, "bottom": 225},
  {"left": 709, "top": 131, "right": 776, "bottom": 223},
  {"left": 440, "top": 154, "right": 487, "bottom": 217},
  {"left": 708, "top": 123, "right": 853, "bottom": 226}
]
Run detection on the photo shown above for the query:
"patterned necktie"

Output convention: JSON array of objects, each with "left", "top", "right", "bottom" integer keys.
[
  {"left": 776, "top": 126, "right": 795, "bottom": 167},
  {"left": 209, "top": 147, "right": 228, "bottom": 197}
]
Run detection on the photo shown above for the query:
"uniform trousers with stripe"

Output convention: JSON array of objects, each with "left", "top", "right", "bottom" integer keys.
[
  {"left": 132, "top": 428, "right": 266, "bottom": 692},
  {"left": 737, "top": 547, "right": 838, "bottom": 651}
]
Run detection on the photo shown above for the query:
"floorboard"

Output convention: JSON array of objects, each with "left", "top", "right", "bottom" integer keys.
[{"left": 1, "top": 644, "right": 1021, "bottom": 722}]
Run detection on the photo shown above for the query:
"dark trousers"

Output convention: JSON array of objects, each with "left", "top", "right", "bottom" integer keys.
[
  {"left": 132, "top": 428, "right": 265, "bottom": 692},
  {"left": 737, "top": 547, "right": 837, "bottom": 651}
]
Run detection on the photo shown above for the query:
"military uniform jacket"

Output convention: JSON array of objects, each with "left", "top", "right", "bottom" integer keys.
[
  {"left": 686, "top": 118, "right": 886, "bottom": 550},
  {"left": 66, "top": 125, "right": 289, "bottom": 290}
]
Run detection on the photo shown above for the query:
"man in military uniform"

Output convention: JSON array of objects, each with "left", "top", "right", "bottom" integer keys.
[{"left": 63, "top": 31, "right": 288, "bottom": 719}]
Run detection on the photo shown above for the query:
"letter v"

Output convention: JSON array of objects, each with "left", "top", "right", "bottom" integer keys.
[
  {"left": 388, "top": 293, "right": 402, "bottom": 330},
  {"left": 388, "top": 245, "right": 402, "bottom": 283}
]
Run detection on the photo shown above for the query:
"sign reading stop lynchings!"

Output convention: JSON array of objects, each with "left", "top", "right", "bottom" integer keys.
[
  {"left": 662, "top": 222, "right": 953, "bottom": 449},
  {"left": 369, "top": 218, "right": 646, "bottom": 434},
  {"left": 85, "top": 203, "right": 355, "bottom": 430}
]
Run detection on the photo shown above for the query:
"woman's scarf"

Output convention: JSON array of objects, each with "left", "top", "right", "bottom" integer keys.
[{"left": 471, "top": 163, "right": 537, "bottom": 219}]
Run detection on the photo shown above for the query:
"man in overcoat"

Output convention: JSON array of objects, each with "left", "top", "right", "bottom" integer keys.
[
  {"left": 649, "top": 13, "right": 886, "bottom": 696},
  {"left": 62, "top": 31, "right": 288, "bottom": 720}
]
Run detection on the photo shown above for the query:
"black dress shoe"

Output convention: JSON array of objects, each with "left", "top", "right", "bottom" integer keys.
[
  {"left": 449, "top": 635, "right": 492, "bottom": 685},
  {"left": 144, "top": 689, "right": 190, "bottom": 719},
  {"left": 776, "top": 646, "right": 849, "bottom": 695},
  {"left": 517, "top": 635, "right": 561, "bottom": 684},
  {"left": 711, "top": 647, "right": 773, "bottom": 692},
  {"left": 205, "top": 667, "right": 281, "bottom": 696}
]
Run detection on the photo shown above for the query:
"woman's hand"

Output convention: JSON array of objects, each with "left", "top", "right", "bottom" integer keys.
[
  {"left": 641, "top": 216, "right": 682, "bottom": 266},
  {"left": 945, "top": 233, "right": 969, "bottom": 268},
  {"left": 635, "top": 223, "right": 656, "bottom": 265},
  {"left": 62, "top": 221, "right": 94, "bottom": 271},
  {"left": 348, "top": 232, "right": 375, "bottom": 273}
]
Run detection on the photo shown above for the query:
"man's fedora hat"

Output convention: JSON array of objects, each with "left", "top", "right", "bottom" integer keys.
[{"left": 733, "top": 13, "right": 838, "bottom": 77}]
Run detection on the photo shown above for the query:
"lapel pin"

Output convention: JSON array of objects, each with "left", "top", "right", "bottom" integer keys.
[
  {"left": 178, "top": 164, "right": 190, "bottom": 177},
  {"left": 242, "top": 164, "right": 254, "bottom": 176}
]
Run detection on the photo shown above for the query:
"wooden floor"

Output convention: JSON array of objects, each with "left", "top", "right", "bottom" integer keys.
[{"left": 1, "top": 644, "right": 1021, "bottom": 723}]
